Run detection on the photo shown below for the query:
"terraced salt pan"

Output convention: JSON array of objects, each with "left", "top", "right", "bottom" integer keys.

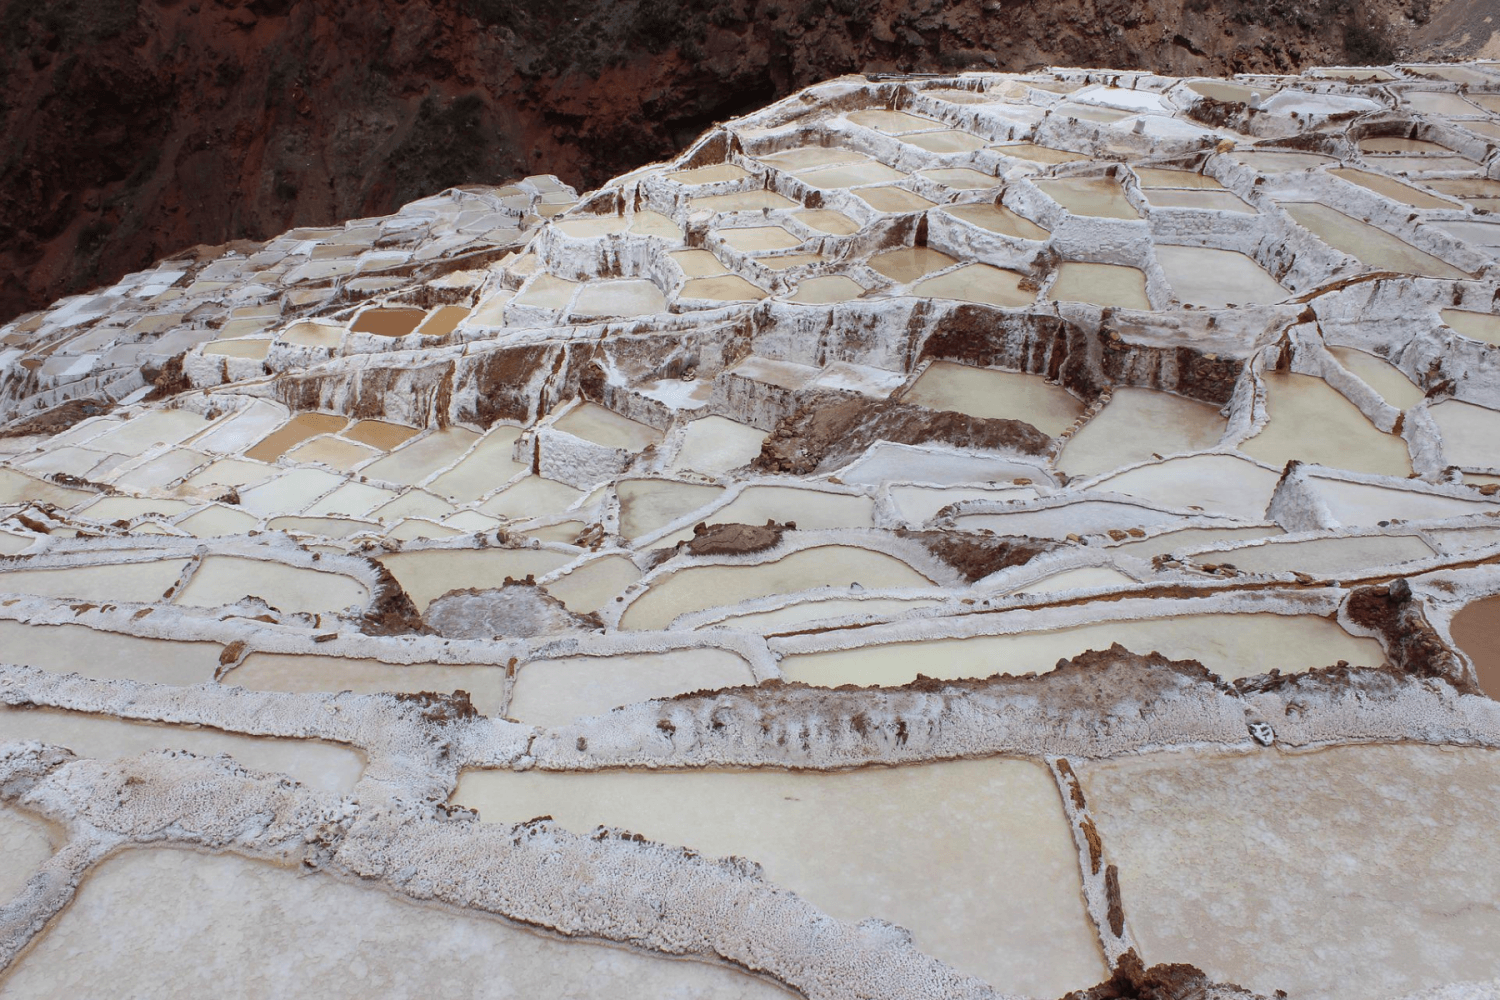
[
  {"left": 343, "top": 419, "right": 420, "bottom": 451},
  {"left": 1442, "top": 308, "right": 1500, "bottom": 346},
  {"left": 1060, "top": 388, "right": 1227, "bottom": 478},
  {"left": 1034, "top": 178, "right": 1140, "bottom": 220},
  {"left": 86, "top": 409, "right": 213, "bottom": 455},
  {"left": 715, "top": 596, "right": 942, "bottom": 630},
  {"left": 361, "top": 427, "right": 481, "bottom": 486},
  {"left": 0, "top": 620, "right": 221, "bottom": 686},
  {"left": 1428, "top": 399, "right": 1500, "bottom": 470},
  {"left": 553, "top": 403, "right": 662, "bottom": 452},
  {"left": 1191, "top": 533, "right": 1433, "bottom": 576},
  {"left": 902, "top": 361, "right": 1083, "bottom": 436},
  {"left": 1450, "top": 595, "right": 1500, "bottom": 697},
  {"left": 508, "top": 648, "right": 754, "bottom": 725},
  {"left": 994, "top": 143, "right": 1089, "bottom": 164},
  {"left": 425, "top": 426, "right": 527, "bottom": 503},
  {"left": 838, "top": 443, "right": 1051, "bottom": 487},
  {"left": 788, "top": 275, "right": 866, "bottom": 303},
  {"left": 0, "top": 807, "right": 56, "bottom": 903},
  {"left": 284, "top": 434, "right": 380, "bottom": 471},
  {"left": 1325, "top": 347, "right": 1424, "bottom": 410},
  {"left": 379, "top": 548, "right": 574, "bottom": 611},
  {"left": 228, "top": 652, "right": 506, "bottom": 718},
  {"left": 868, "top": 248, "right": 958, "bottom": 284},
  {"left": 1280, "top": 203, "right": 1468, "bottom": 279},
  {"left": 1154, "top": 246, "right": 1286, "bottom": 308},
  {"left": 782, "top": 612, "right": 1385, "bottom": 687},
  {"left": 1241, "top": 372, "right": 1412, "bottom": 478},
  {"left": 1078, "top": 745, "right": 1500, "bottom": 999},
  {"left": 0, "top": 850, "right": 787, "bottom": 999},
  {"left": 1110, "top": 525, "right": 1284, "bottom": 559},
  {"left": 0, "top": 706, "right": 363, "bottom": 794},
  {"left": 793, "top": 209, "right": 861, "bottom": 235},
  {"left": 1142, "top": 189, "right": 1255, "bottom": 213},
  {"left": 620, "top": 546, "right": 933, "bottom": 631},
  {"left": 1231, "top": 150, "right": 1335, "bottom": 173},
  {"left": 911, "top": 264, "right": 1033, "bottom": 307},
  {"left": 854, "top": 187, "right": 936, "bottom": 213},
  {"left": 1048, "top": 262, "right": 1149, "bottom": 309},
  {"left": 480, "top": 476, "right": 585, "bottom": 520},
  {"left": 902, "top": 130, "right": 988, "bottom": 153},
  {"left": 244, "top": 412, "right": 345, "bottom": 463},
  {"left": 889, "top": 485, "right": 1037, "bottom": 523},
  {"left": 0, "top": 560, "right": 188, "bottom": 604},
  {"left": 174, "top": 556, "right": 369, "bottom": 615},
  {"left": 941, "top": 203, "right": 1049, "bottom": 240},
  {"left": 543, "top": 554, "right": 641, "bottom": 613},
  {"left": 572, "top": 279, "right": 666, "bottom": 318},
  {"left": 1090, "top": 454, "right": 1280, "bottom": 521},
  {"left": 302, "top": 481, "right": 398, "bottom": 518},
  {"left": 658, "top": 486, "right": 874, "bottom": 545},
  {"left": 618, "top": 480, "right": 725, "bottom": 539},
  {"left": 0, "top": 469, "right": 92, "bottom": 507},
  {"left": 1329, "top": 167, "right": 1458, "bottom": 210},
  {"left": 237, "top": 468, "right": 347, "bottom": 517},
  {"left": 1308, "top": 477, "right": 1495, "bottom": 526},
  {"left": 177, "top": 504, "right": 259, "bottom": 537},
  {"left": 455, "top": 758, "right": 1106, "bottom": 996}
]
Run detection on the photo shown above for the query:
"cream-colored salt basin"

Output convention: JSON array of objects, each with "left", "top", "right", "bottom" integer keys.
[
  {"left": 1078, "top": 745, "right": 1500, "bottom": 1000},
  {"left": 0, "top": 620, "right": 220, "bottom": 686},
  {"left": 854, "top": 186, "right": 936, "bottom": 213},
  {"left": 544, "top": 554, "right": 640, "bottom": 613},
  {"left": 1134, "top": 168, "right": 1226, "bottom": 190},
  {"left": 480, "top": 475, "right": 584, "bottom": 520},
  {"left": 202, "top": 339, "right": 270, "bottom": 360},
  {"left": 911, "top": 264, "right": 1033, "bottom": 307},
  {"left": 1193, "top": 533, "right": 1433, "bottom": 576},
  {"left": 87, "top": 409, "right": 213, "bottom": 456},
  {"left": 344, "top": 419, "right": 420, "bottom": 451},
  {"left": 425, "top": 426, "right": 526, "bottom": 503},
  {"left": 554, "top": 215, "right": 629, "bottom": 238},
  {"left": 669, "top": 249, "right": 728, "bottom": 277},
  {"left": 284, "top": 434, "right": 380, "bottom": 472},
  {"left": 514, "top": 273, "right": 579, "bottom": 309},
  {"left": 1280, "top": 203, "right": 1468, "bottom": 279},
  {"left": 78, "top": 497, "right": 196, "bottom": 522},
  {"left": 266, "top": 516, "right": 378, "bottom": 539},
  {"left": 1442, "top": 308, "right": 1500, "bottom": 346},
  {"left": 1230, "top": 150, "right": 1335, "bottom": 173},
  {"left": 1061, "top": 387, "right": 1227, "bottom": 478},
  {"left": 889, "top": 485, "right": 1037, "bottom": 523},
  {"left": 759, "top": 146, "right": 868, "bottom": 170},
  {"left": 0, "top": 560, "right": 187, "bottom": 604},
  {"left": 1359, "top": 136, "right": 1459, "bottom": 155},
  {"left": 793, "top": 208, "right": 861, "bottom": 235},
  {"left": 1090, "top": 454, "right": 1280, "bottom": 521},
  {"left": 0, "top": 469, "right": 92, "bottom": 507},
  {"left": 183, "top": 458, "right": 276, "bottom": 491},
  {"left": 1048, "top": 262, "right": 1150, "bottom": 309},
  {"left": 690, "top": 190, "right": 799, "bottom": 212},
  {"left": 1241, "top": 372, "right": 1412, "bottom": 478},
  {"left": 718, "top": 226, "right": 802, "bottom": 252},
  {"left": 867, "top": 248, "right": 957, "bottom": 284},
  {"left": 1308, "top": 477, "right": 1494, "bottom": 526},
  {"left": 379, "top": 548, "right": 573, "bottom": 611},
  {"left": 0, "top": 807, "right": 56, "bottom": 902},
  {"left": 920, "top": 168, "right": 1000, "bottom": 190},
  {"left": 994, "top": 143, "right": 1089, "bottom": 164},
  {"left": 1154, "top": 246, "right": 1286, "bottom": 308},
  {"left": 846, "top": 108, "right": 945, "bottom": 133},
  {"left": 902, "top": 129, "right": 988, "bottom": 153},
  {"left": 454, "top": 758, "right": 1106, "bottom": 996},
  {"left": 416, "top": 306, "right": 470, "bottom": 337},
  {"left": 658, "top": 486, "right": 874, "bottom": 546},
  {"left": 1017, "top": 566, "right": 1137, "bottom": 594},
  {"left": 1326, "top": 347, "right": 1424, "bottom": 410},
  {"left": 508, "top": 648, "right": 753, "bottom": 725},
  {"left": 0, "top": 849, "right": 790, "bottom": 1000},
  {"left": 670, "top": 416, "right": 768, "bottom": 475},
  {"left": 1034, "top": 178, "right": 1141, "bottom": 220},
  {"left": 572, "top": 279, "right": 666, "bottom": 318},
  {"left": 716, "top": 596, "right": 941, "bottom": 630},
  {"left": 302, "top": 481, "right": 398, "bottom": 518},
  {"left": 1111, "top": 524, "right": 1282, "bottom": 559},
  {"left": 109, "top": 448, "right": 211, "bottom": 491},
  {"left": 1429, "top": 526, "right": 1500, "bottom": 553},
  {"left": 553, "top": 402, "right": 662, "bottom": 452},
  {"left": 628, "top": 209, "right": 682, "bottom": 239},
  {"left": 618, "top": 480, "right": 724, "bottom": 539},
  {"left": 278, "top": 321, "right": 343, "bottom": 348},
  {"left": 177, "top": 504, "right": 259, "bottom": 538},
  {"left": 361, "top": 427, "right": 482, "bottom": 486},
  {"left": 1371, "top": 154, "right": 1479, "bottom": 174},
  {"left": 0, "top": 532, "right": 35, "bottom": 555},
  {"left": 0, "top": 705, "right": 363, "bottom": 794},
  {"left": 384, "top": 518, "right": 462, "bottom": 542},
  {"left": 903, "top": 361, "right": 1083, "bottom": 436},
  {"left": 1143, "top": 189, "right": 1256, "bottom": 213},
  {"left": 1329, "top": 167, "right": 1458, "bottom": 210},
  {"left": 174, "top": 556, "right": 368, "bottom": 614},
  {"left": 229, "top": 652, "right": 505, "bottom": 717},
  {"left": 782, "top": 611, "right": 1384, "bottom": 687},
  {"left": 351, "top": 307, "right": 426, "bottom": 338},
  {"left": 621, "top": 546, "right": 932, "bottom": 631},
  {"left": 941, "top": 202, "right": 1050, "bottom": 240},
  {"left": 680, "top": 275, "right": 768, "bottom": 302},
  {"left": 370, "top": 489, "right": 458, "bottom": 524},
  {"left": 797, "top": 161, "right": 908, "bottom": 189},
  {"left": 788, "top": 275, "right": 866, "bottom": 303},
  {"left": 236, "top": 468, "right": 346, "bottom": 517},
  {"left": 1429, "top": 399, "right": 1500, "bottom": 469}
]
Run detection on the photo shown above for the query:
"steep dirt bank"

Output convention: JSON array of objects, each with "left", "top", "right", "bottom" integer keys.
[{"left": 0, "top": 0, "right": 1462, "bottom": 324}]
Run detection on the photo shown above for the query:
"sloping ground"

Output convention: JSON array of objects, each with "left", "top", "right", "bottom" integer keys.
[
  {"left": 5, "top": 62, "right": 1500, "bottom": 999},
  {"left": 0, "top": 0, "right": 1448, "bottom": 325}
]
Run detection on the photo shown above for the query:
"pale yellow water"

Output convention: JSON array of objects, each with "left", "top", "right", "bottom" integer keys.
[
  {"left": 1089, "top": 453, "right": 1281, "bottom": 520},
  {"left": 845, "top": 109, "right": 944, "bottom": 133},
  {"left": 853, "top": 186, "right": 937, "bottom": 212},
  {"left": 669, "top": 416, "right": 767, "bottom": 475},
  {"left": 361, "top": 427, "right": 481, "bottom": 486},
  {"left": 1035, "top": 178, "right": 1141, "bottom": 220},
  {"left": 0, "top": 560, "right": 188, "bottom": 604},
  {"left": 425, "top": 425, "right": 527, "bottom": 502},
  {"left": 941, "top": 203, "right": 1050, "bottom": 240},
  {"left": 553, "top": 402, "right": 662, "bottom": 451},
  {"left": 902, "top": 130, "right": 988, "bottom": 153},
  {"left": 618, "top": 479, "right": 725, "bottom": 538},
  {"left": 229, "top": 652, "right": 506, "bottom": 717},
  {"left": 1329, "top": 167, "right": 1458, "bottom": 210},
  {"left": 1441, "top": 308, "right": 1500, "bottom": 346},
  {"left": 719, "top": 227, "right": 802, "bottom": 252},
  {"left": 543, "top": 553, "right": 641, "bottom": 613},
  {"left": 793, "top": 209, "right": 861, "bottom": 235},
  {"left": 1142, "top": 189, "right": 1256, "bottom": 213},
  {"left": 681, "top": 275, "right": 767, "bottom": 301},
  {"left": 479, "top": 475, "right": 584, "bottom": 520},
  {"left": 1241, "top": 372, "right": 1413, "bottom": 477},
  {"left": 788, "top": 275, "right": 866, "bottom": 303},
  {"left": 1283, "top": 202, "right": 1467, "bottom": 279},
  {"left": 175, "top": 556, "right": 369, "bottom": 614},
  {"left": 919, "top": 168, "right": 1000, "bottom": 190},
  {"left": 904, "top": 361, "right": 1083, "bottom": 435},
  {"left": 379, "top": 548, "right": 573, "bottom": 610},
  {"left": 1060, "top": 387, "right": 1228, "bottom": 477},
  {"left": 1326, "top": 347, "right": 1425, "bottom": 410},
  {"left": 0, "top": 620, "right": 221, "bottom": 686},
  {"left": 1154, "top": 246, "right": 1286, "bottom": 308},
  {"left": 867, "top": 247, "right": 958, "bottom": 283},
  {"left": 508, "top": 648, "right": 754, "bottom": 725},
  {"left": 1049, "top": 262, "right": 1151, "bottom": 309}
]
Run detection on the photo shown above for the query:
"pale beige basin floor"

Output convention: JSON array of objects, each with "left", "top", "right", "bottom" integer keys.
[
  {"left": 1241, "top": 372, "right": 1412, "bottom": 477},
  {"left": 508, "top": 648, "right": 755, "bottom": 726},
  {"left": 1077, "top": 745, "right": 1500, "bottom": 999},
  {"left": 454, "top": 758, "right": 1107, "bottom": 996},
  {"left": 0, "top": 849, "right": 789, "bottom": 1000},
  {"left": 1060, "top": 388, "right": 1227, "bottom": 478},
  {"left": 228, "top": 653, "right": 507, "bottom": 718},
  {"left": 903, "top": 361, "right": 1083, "bottom": 436},
  {"left": 0, "top": 807, "right": 56, "bottom": 903},
  {"left": 0, "top": 620, "right": 221, "bottom": 686}
]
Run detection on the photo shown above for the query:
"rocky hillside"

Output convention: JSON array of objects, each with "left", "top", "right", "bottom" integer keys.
[{"left": 0, "top": 0, "right": 1468, "bottom": 323}]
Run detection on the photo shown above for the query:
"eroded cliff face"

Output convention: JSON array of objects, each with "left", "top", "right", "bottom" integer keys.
[{"left": 0, "top": 0, "right": 1453, "bottom": 324}]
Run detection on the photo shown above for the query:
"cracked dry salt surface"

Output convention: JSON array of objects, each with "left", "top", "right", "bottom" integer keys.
[{"left": 6, "top": 62, "right": 1500, "bottom": 1000}]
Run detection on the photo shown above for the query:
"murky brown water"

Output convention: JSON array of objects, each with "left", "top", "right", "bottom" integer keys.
[
  {"left": 245, "top": 412, "right": 348, "bottom": 463},
  {"left": 351, "top": 307, "right": 428, "bottom": 337},
  {"left": 1451, "top": 595, "right": 1500, "bottom": 697}
]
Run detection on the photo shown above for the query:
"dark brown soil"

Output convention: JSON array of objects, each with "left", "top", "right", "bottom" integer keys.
[
  {"left": 684, "top": 520, "right": 788, "bottom": 557},
  {"left": 0, "top": 0, "right": 1448, "bottom": 325},
  {"left": 1062, "top": 949, "right": 1257, "bottom": 1000},
  {"left": 0, "top": 397, "right": 111, "bottom": 437},
  {"left": 906, "top": 529, "right": 1059, "bottom": 583}
]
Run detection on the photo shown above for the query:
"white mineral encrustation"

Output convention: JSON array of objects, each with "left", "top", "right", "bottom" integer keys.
[{"left": 3, "top": 61, "right": 1500, "bottom": 1000}]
